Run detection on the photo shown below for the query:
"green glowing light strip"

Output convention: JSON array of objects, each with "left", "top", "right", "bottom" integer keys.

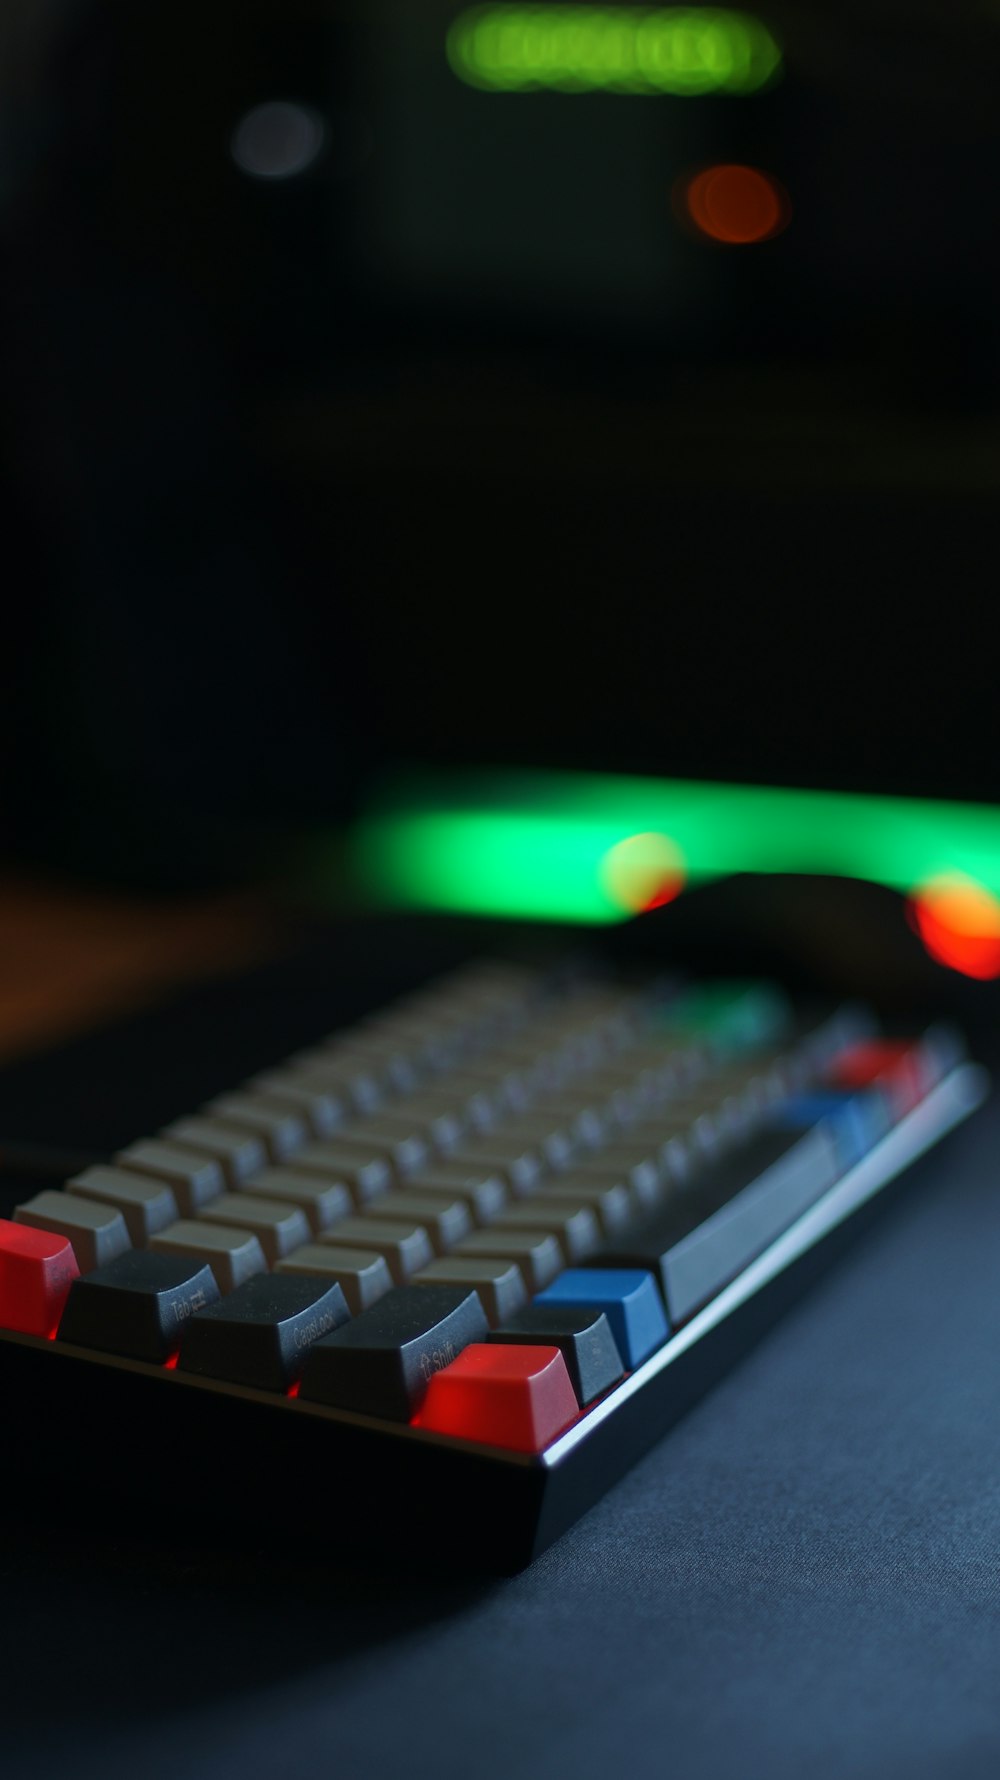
[
  {"left": 353, "top": 772, "right": 1000, "bottom": 924},
  {"left": 446, "top": 5, "right": 782, "bottom": 96}
]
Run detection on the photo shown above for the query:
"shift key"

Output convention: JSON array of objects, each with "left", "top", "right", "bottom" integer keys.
[{"left": 598, "top": 1125, "right": 840, "bottom": 1326}]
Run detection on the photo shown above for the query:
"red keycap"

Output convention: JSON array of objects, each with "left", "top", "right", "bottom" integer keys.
[
  {"left": 826, "top": 1041, "right": 926, "bottom": 1115},
  {"left": 413, "top": 1343, "right": 580, "bottom": 1453},
  {"left": 0, "top": 1219, "right": 80, "bottom": 1337}
]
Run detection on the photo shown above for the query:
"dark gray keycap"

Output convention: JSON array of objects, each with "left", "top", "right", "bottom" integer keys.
[
  {"left": 66, "top": 1166, "right": 179, "bottom": 1243},
  {"left": 289, "top": 1143, "right": 392, "bottom": 1206},
  {"left": 159, "top": 1119, "right": 266, "bottom": 1187},
  {"left": 318, "top": 1216, "right": 433, "bottom": 1284},
  {"left": 528, "top": 1098, "right": 609, "bottom": 1150},
  {"left": 320, "top": 1034, "right": 423, "bottom": 1094},
  {"left": 453, "top": 1228, "right": 562, "bottom": 1290},
  {"left": 194, "top": 1193, "right": 310, "bottom": 1265},
  {"left": 360, "top": 1100, "right": 464, "bottom": 1157},
  {"left": 528, "top": 1178, "right": 633, "bottom": 1239},
  {"left": 14, "top": 1190, "right": 130, "bottom": 1274},
  {"left": 299, "top": 1284, "right": 489, "bottom": 1420},
  {"left": 243, "top": 1073, "right": 346, "bottom": 1138},
  {"left": 149, "top": 1220, "right": 267, "bottom": 1293},
  {"left": 600, "top": 1125, "right": 840, "bottom": 1324},
  {"left": 412, "top": 1257, "right": 526, "bottom": 1327},
  {"left": 58, "top": 1250, "right": 220, "bottom": 1363},
  {"left": 489, "top": 1305, "right": 625, "bottom": 1406},
  {"left": 407, "top": 1166, "right": 508, "bottom": 1225},
  {"left": 237, "top": 1168, "right": 351, "bottom": 1235},
  {"left": 275, "top": 1244, "right": 393, "bottom": 1313},
  {"left": 115, "top": 1140, "right": 225, "bottom": 1214},
  {"left": 178, "top": 1273, "right": 351, "bottom": 1392},
  {"left": 362, "top": 1191, "right": 471, "bottom": 1254},
  {"left": 202, "top": 1095, "right": 307, "bottom": 1162},
  {"left": 489, "top": 1202, "right": 600, "bottom": 1263}
]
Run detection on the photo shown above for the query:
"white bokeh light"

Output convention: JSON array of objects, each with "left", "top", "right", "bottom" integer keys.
[{"left": 230, "top": 101, "right": 325, "bottom": 180}]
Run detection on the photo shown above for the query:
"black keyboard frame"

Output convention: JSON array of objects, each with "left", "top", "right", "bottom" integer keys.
[{"left": 1, "top": 1061, "right": 985, "bottom": 1571}]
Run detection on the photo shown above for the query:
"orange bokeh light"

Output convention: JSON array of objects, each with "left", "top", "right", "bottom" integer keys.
[
  {"left": 679, "top": 163, "right": 790, "bottom": 245},
  {"left": 908, "top": 874, "right": 1000, "bottom": 980},
  {"left": 601, "top": 832, "right": 685, "bottom": 915}
]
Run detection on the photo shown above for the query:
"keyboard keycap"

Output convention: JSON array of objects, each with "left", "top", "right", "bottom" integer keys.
[
  {"left": 489, "top": 1305, "right": 625, "bottom": 1406},
  {"left": 178, "top": 1273, "right": 350, "bottom": 1392},
  {"left": 203, "top": 1095, "right": 307, "bottom": 1162},
  {"left": 414, "top": 1344, "right": 579, "bottom": 1452},
  {"left": 527, "top": 1178, "right": 633, "bottom": 1240},
  {"left": 299, "top": 1284, "right": 489, "bottom": 1420},
  {"left": 275, "top": 1244, "right": 393, "bottom": 1313},
  {"left": 318, "top": 1216, "right": 433, "bottom": 1284},
  {"left": 281, "top": 1051, "right": 384, "bottom": 1114},
  {"left": 159, "top": 1120, "right": 266, "bottom": 1187},
  {"left": 453, "top": 1229, "right": 563, "bottom": 1290},
  {"left": 14, "top": 1191, "right": 130, "bottom": 1275},
  {"left": 601, "top": 1125, "right": 840, "bottom": 1325},
  {"left": 314, "top": 1121, "right": 429, "bottom": 1181},
  {"left": 66, "top": 1166, "right": 179, "bottom": 1244},
  {"left": 362, "top": 1191, "right": 472, "bottom": 1254},
  {"left": 0, "top": 1219, "right": 79, "bottom": 1338},
  {"left": 535, "top": 1269, "right": 670, "bottom": 1368},
  {"left": 488, "top": 1202, "right": 601, "bottom": 1264},
  {"left": 447, "top": 1136, "right": 546, "bottom": 1198},
  {"left": 235, "top": 1168, "right": 352, "bottom": 1235},
  {"left": 58, "top": 1250, "right": 220, "bottom": 1363},
  {"left": 772, "top": 1092, "right": 889, "bottom": 1168},
  {"left": 115, "top": 1142, "right": 226, "bottom": 1214},
  {"left": 412, "top": 1257, "right": 526, "bottom": 1326},
  {"left": 407, "top": 1166, "right": 508, "bottom": 1225},
  {"left": 242, "top": 1074, "right": 346, "bottom": 1138},
  {"left": 193, "top": 1193, "right": 310, "bottom": 1265},
  {"left": 149, "top": 1221, "right": 267, "bottom": 1293},
  {"left": 826, "top": 1039, "right": 927, "bottom": 1115},
  {"left": 290, "top": 1143, "right": 392, "bottom": 1206}
]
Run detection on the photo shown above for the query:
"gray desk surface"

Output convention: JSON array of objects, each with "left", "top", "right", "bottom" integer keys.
[{"left": 4, "top": 1089, "right": 999, "bottom": 1780}]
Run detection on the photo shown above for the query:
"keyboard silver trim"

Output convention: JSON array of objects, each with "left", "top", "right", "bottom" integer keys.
[{"left": 541, "top": 1061, "right": 990, "bottom": 1468}]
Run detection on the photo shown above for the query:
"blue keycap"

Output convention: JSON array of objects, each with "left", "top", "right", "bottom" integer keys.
[
  {"left": 535, "top": 1269, "right": 669, "bottom": 1369},
  {"left": 772, "top": 1091, "right": 889, "bottom": 1168}
]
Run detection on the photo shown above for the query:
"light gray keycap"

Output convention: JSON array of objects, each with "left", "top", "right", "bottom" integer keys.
[
  {"left": 282, "top": 1049, "right": 384, "bottom": 1114},
  {"left": 194, "top": 1193, "right": 310, "bottom": 1264},
  {"left": 412, "top": 1257, "right": 526, "bottom": 1328},
  {"left": 318, "top": 1121, "right": 429, "bottom": 1181},
  {"left": 243, "top": 1073, "right": 346, "bottom": 1138},
  {"left": 290, "top": 1143, "right": 392, "bottom": 1206},
  {"left": 237, "top": 1168, "right": 351, "bottom": 1235},
  {"left": 318, "top": 1216, "right": 433, "bottom": 1285},
  {"left": 489, "top": 1202, "right": 600, "bottom": 1264},
  {"left": 362, "top": 1191, "right": 471, "bottom": 1255},
  {"left": 275, "top": 1244, "right": 393, "bottom": 1313},
  {"left": 160, "top": 1119, "right": 266, "bottom": 1186},
  {"left": 150, "top": 1220, "right": 266, "bottom": 1292},
  {"left": 453, "top": 1228, "right": 562, "bottom": 1290},
  {"left": 528, "top": 1098, "right": 610, "bottom": 1150},
  {"left": 66, "top": 1166, "right": 179, "bottom": 1244},
  {"left": 115, "top": 1140, "right": 225, "bottom": 1215},
  {"left": 15, "top": 1190, "right": 130, "bottom": 1274},
  {"left": 491, "top": 1115, "right": 581, "bottom": 1172},
  {"left": 574, "top": 1145, "right": 672, "bottom": 1212},
  {"left": 406, "top": 1166, "right": 508, "bottom": 1226},
  {"left": 448, "top": 1136, "right": 546, "bottom": 1198},
  {"left": 202, "top": 1095, "right": 307, "bottom": 1162},
  {"left": 527, "top": 1178, "right": 633, "bottom": 1240}
]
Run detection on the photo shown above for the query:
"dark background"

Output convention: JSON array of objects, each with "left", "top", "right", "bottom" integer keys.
[{"left": 1, "top": 0, "right": 999, "bottom": 892}]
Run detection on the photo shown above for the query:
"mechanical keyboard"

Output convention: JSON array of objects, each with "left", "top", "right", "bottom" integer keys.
[{"left": 0, "top": 961, "right": 987, "bottom": 1569}]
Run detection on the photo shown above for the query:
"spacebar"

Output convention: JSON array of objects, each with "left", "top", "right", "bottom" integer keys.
[{"left": 599, "top": 1126, "right": 841, "bottom": 1327}]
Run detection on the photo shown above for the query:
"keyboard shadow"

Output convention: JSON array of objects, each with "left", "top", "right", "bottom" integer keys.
[{"left": 1, "top": 1501, "right": 498, "bottom": 1739}]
